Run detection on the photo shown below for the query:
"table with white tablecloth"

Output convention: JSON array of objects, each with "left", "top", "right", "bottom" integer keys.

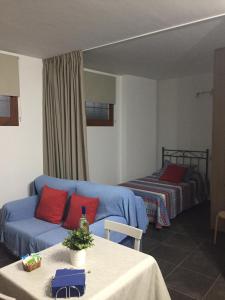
[{"left": 0, "top": 235, "right": 170, "bottom": 300}]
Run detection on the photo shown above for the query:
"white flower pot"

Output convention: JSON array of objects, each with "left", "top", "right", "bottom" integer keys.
[{"left": 69, "top": 249, "right": 86, "bottom": 268}]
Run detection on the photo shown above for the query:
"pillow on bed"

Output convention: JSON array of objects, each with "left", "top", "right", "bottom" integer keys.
[
  {"left": 152, "top": 160, "right": 171, "bottom": 178},
  {"left": 183, "top": 166, "right": 196, "bottom": 182},
  {"left": 159, "top": 164, "right": 188, "bottom": 183}
]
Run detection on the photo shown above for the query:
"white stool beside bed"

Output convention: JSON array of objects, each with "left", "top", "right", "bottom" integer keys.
[{"left": 213, "top": 210, "right": 225, "bottom": 244}]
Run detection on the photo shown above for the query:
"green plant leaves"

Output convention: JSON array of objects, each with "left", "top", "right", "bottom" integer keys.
[{"left": 62, "top": 227, "right": 94, "bottom": 251}]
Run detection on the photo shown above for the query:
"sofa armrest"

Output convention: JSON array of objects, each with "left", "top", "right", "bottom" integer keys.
[{"left": 0, "top": 195, "right": 39, "bottom": 223}]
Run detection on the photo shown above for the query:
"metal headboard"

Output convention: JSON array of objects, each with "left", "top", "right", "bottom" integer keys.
[{"left": 162, "top": 147, "right": 209, "bottom": 180}]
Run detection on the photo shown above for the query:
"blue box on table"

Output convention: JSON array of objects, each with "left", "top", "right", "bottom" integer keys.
[{"left": 51, "top": 269, "right": 86, "bottom": 298}]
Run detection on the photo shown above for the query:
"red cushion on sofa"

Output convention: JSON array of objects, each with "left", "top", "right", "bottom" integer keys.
[
  {"left": 159, "top": 164, "right": 187, "bottom": 183},
  {"left": 63, "top": 193, "right": 99, "bottom": 230},
  {"left": 36, "top": 185, "right": 68, "bottom": 224}
]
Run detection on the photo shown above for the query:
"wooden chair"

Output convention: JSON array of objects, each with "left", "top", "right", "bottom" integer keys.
[
  {"left": 104, "top": 220, "right": 143, "bottom": 251},
  {"left": 214, "top": 210, "right": 225, "bottom": 244}
]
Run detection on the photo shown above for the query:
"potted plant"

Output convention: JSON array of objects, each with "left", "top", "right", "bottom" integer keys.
[{"left": 63, "top": 227, "right": 94, "bottom": 267}]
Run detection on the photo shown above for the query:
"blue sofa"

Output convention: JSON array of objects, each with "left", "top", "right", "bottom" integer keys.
[{"left": 0, "top": 175, "right": 148, "bottom": 257}]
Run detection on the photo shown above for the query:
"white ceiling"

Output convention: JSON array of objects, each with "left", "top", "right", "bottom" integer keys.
[
  {"left": 1, "top": 0, "right": 225, "bottom": 78},
  {"left": 84, "top": 17, "right": 225, "bottom": 79}
]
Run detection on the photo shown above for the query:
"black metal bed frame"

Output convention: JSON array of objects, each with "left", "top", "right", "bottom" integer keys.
[{"left": 162, "top": 147, "right": 209, "bottom": 180}]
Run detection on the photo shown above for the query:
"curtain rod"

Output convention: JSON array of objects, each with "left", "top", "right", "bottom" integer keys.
[{"left": 83, "top": 13, "right": 225, "bottom": 52}]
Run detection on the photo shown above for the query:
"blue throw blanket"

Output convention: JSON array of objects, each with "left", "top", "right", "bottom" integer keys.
[
  {"left": 0, "top": 176, "right": 148, "bottom": 256},
  {"left": 75, "top": 181, "right": 148, "bottom": 232},
  {"left": 33, "top": 175, "right": 148, "bottom": 231}
]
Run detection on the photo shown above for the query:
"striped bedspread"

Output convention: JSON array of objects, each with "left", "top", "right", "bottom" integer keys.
[{"left": 120, "top": 174, "right": 206, "bottom": 228}]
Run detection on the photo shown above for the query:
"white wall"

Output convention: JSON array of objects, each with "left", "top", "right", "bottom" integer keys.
[
  {"left": 87, "top": 126, "right": 119, "bottom": 185},
  {"left": 119, "top": 75, "right": 157, "bottom": 182},
  {"left": 157, "top": 73, "right": 213, "bottom": 167},
  {"left": 86, "top": 73, "right": 120, "bottom": 185},
  {"left": 87, "top": 74, "right": 157, "bottom": 184},
  {"left": 0, "top": 51, "right": 43, "bottom": 206}
]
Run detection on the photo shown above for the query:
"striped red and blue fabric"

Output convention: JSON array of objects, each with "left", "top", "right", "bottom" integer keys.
[{"left": 120, "top": 173, "right": 206, "bottom": 229}]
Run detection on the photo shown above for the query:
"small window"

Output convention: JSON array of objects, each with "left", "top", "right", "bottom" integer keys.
[
  {"left": 86, "top": 102, "right": 114, "bottom": 126},
  {"left": 0, "top": 96, "right": 19, "bottom": 126}
]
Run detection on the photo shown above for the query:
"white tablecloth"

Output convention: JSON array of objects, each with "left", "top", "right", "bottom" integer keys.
[{"left": 0, "top": 236, "right": 170, "bottom": 300}]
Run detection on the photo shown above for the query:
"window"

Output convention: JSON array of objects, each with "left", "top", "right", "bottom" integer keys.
[
  {"left": 86, "top": 102, "right": 114, "bottom": 126},
  {"left": 0, "top": 53, "right": 20, "bottom": 125},
  {"left": 0, "top": 95, "right": 19, "bottom": 126},
  {"left": 84, "top": 71, "right": 115, "bottom": 126}
]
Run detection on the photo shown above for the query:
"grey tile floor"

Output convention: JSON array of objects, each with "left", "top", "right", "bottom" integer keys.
[
  {"left": 0, "top": 243, "right": 18, "bottom": 268},
  {"left": 0, "top": 201, "right": 224, "bottom": 300},
  {"left": 142, "top": 201, "right": 225, "bottom": 300}
]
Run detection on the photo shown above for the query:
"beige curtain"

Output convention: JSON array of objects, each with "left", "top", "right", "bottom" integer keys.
[{"left": 43, "top": 51, "right": 89, "bottom": 180}]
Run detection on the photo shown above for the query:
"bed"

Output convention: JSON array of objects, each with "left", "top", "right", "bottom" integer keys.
[{"left": 120, "top": 147, "right": 209, "bottom": 228}]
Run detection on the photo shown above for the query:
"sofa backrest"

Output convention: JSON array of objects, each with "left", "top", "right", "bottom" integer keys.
[
  {"left": 75, "top": 180, "right": 135, "bottom": 222},
  {"left": 34, "top": 175, "right": 77, "bottom": 196},
  {"left": 32, "top": 176, "right": 142, "bottom": 230}
]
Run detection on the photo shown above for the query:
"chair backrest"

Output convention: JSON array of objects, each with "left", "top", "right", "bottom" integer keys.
[{"left": 104, "top": 220, "right": 143, "bottom": 251}]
